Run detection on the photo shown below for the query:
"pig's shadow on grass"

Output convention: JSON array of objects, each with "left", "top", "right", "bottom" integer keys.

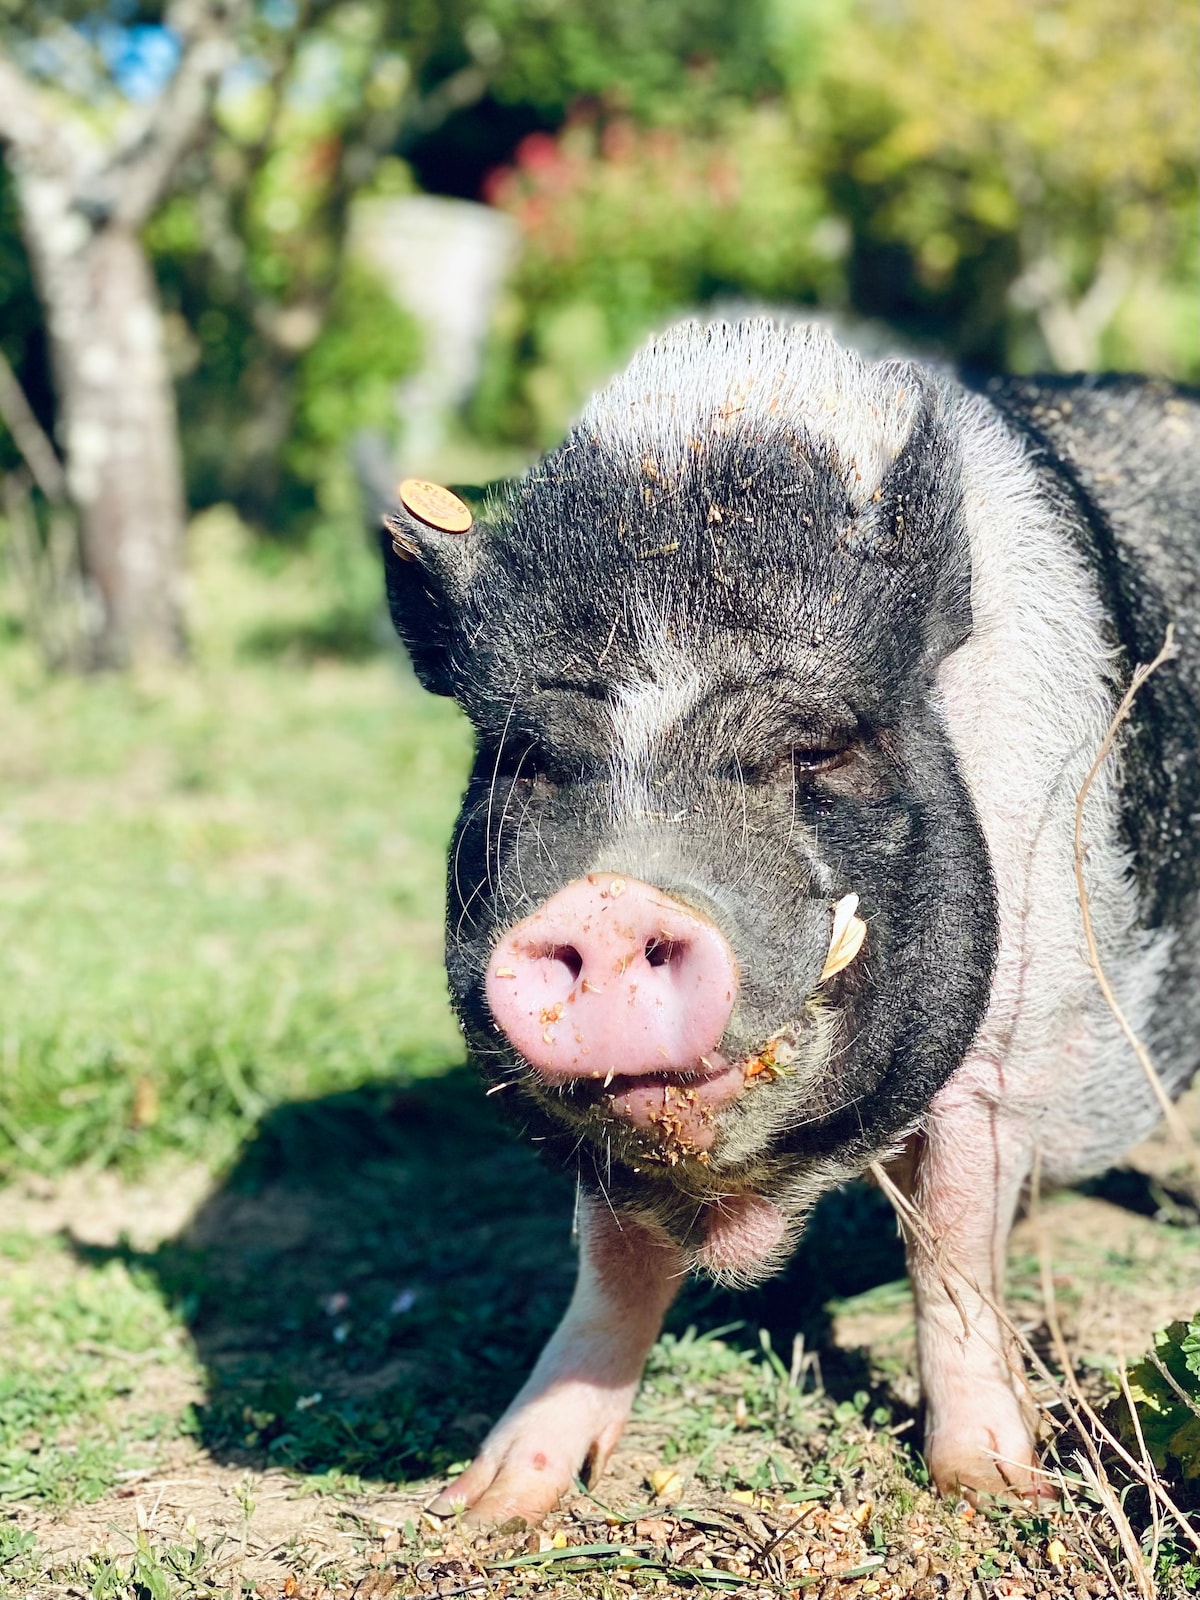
[{"left": 72, "top": 1068, "right": 907, "bottom": 1485}]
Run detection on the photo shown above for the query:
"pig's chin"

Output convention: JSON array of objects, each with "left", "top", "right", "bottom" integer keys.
[{"left": 602, "top": 1054, "right": 746, "bottom": 1153}]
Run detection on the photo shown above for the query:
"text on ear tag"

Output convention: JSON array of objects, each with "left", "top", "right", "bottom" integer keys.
[{"left": 398, "top": 478, "right": 473, "bottom": 534}]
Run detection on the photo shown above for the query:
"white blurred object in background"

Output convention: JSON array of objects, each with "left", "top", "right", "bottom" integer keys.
[{"left": 351, "top": 195, "right": 518, "bottom": 465}]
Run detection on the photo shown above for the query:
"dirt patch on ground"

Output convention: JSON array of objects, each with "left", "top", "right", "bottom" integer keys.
[
  {"left": 4, "top": 1082, "right": 1197, "bottom": 1598},
  {"left": 6, "top": 1161, "right": 214, "bottom": 1252},
  {"left": 15, "top": 1453, "right": 425, "bottom": 1594}
]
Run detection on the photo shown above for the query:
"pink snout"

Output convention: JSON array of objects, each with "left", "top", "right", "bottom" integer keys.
[{"left": 486, "top": 875, "right": 738, "bottom": 1082}]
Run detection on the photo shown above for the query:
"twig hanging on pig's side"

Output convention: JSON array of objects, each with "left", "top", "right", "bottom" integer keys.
[
  {"left": 872, "top": 1158, "right": 1200, "bottom": 1570},
  {"left": 1072, "top": 624, "right": 1200, "bottom": 1186}
]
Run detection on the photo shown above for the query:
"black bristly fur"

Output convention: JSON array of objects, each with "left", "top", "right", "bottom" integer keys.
[
  {"left": 380, "top": 318, "right": 1199, "bottom": 1272},
  {"left": 380, "top": 325, "right": 1000, "bottom": 1261}
]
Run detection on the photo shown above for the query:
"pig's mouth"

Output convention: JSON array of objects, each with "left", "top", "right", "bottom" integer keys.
[{"left": 561, "top": 1053, "right": 749, "bottom": 1157}]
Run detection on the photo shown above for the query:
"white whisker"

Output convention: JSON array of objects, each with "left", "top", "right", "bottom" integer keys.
[{"left": 484, "top": 690, "right": 521, "bottom": 900}]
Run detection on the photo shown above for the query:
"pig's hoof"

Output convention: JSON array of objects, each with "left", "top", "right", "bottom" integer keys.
[
  {"left": 927, "top": 1431, "right": 1056, "bottom": 1505},
  {"left": 427, "top": 1446, "right": 583, "bottom": 1527},
  {"left": 427, "top": 1393, "right": 623, "bottom": 1527}
]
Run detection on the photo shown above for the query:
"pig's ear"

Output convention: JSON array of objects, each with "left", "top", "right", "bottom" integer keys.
[
  {"left": 380, "top": 492, "right": 479, "bottom": 697},
  {"left": 865, "top": 384, "right": 975, "bottom": 666}
]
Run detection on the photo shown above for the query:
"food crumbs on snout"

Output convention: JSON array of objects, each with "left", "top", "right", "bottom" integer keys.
[
  {"left": 742, "top": 1038, "right": 785, "bottom": 1084},
  {"left": 737, "top": 899, "right": 865, "bottom": 1085},
  {"left": 741, "top": 1025, "right": 804, "bottom": 1085},
  {"left": 539, "top": 1003, "right": 564, "bottom": 1025},
  {"left": 495, "top": 966, "right": 517, "bottom": 979},
  {"left": 602, "top": 877, "right": 627, "bottom": 899},
  {"left": 642, "top": 1081, "right": 717, "bottom": 1167}
]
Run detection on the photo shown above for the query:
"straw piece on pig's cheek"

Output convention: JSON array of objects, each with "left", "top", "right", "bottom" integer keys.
[{"left": 819, "top": 892, "right": 867, "bottom": 983}]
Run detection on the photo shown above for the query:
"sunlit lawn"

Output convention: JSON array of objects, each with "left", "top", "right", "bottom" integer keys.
[
  {"left": 0, "top": 511, "right": 473, "bottom": 1178},
  {"left": 0, "top": 513, "right": 1196, "bottom": 1597}
]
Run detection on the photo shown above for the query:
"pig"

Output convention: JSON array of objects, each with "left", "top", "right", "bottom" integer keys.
[{"left": 380, "top": 319, "right": 1199, "bottom": 1524}]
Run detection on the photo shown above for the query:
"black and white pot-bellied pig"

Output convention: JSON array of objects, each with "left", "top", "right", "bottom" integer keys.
[{"left": 381, "top": 319, "right": 1199, "bottom": 1523}]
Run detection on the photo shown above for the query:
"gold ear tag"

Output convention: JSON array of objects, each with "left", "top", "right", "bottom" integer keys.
[
  {"left": 398, "top": 478, "right": 473, "bottom": 533},
  {"left": 820, "top": 892, "right": 867, "bottom": 983}
]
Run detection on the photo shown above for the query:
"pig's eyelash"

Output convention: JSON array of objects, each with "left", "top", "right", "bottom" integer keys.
[
  {"left": 780, "top": 732, "right": 861, "bottom": 779},
  {"left": 715, "top": 740, "right": 854, "bottom": 785},
  {"left": 790, "top": 744, "right": 854, "bottom": 774},
  {"left": 535, "top": 676, "right": 612, "bottom": 702}
]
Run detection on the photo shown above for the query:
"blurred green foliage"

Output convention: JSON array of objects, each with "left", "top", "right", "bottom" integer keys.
[
  {"left": 286, "top": 263, "right": 421, "bottom": 490},
  {"left": 471, "top": 107, "right": 847, "bottom": 445},
  {"left": 471, "top": 0, "right": 1198, "bottom": 448},
  {"left": 1, "top": 0, "right": 1196, "bottom": 554},
  {"left": 818, "top": 0, "right": 1200, "bottom": 375},
  {"left": 133, "top": 0, "right": 798, "bottom": 531},
  {"left": 0, "top": 509, "right": 472, "bottom": 1176}
]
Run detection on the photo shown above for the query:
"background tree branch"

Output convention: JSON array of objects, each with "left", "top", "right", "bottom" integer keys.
[
  {"left": 0, "top": 54, "right": 81, "bottom": 175},
  {"left": 89, "top": 0, "right": 247, "bottom": 228},
  {"left": 0, "top": 349, "right": 67, "bottom": 502}
]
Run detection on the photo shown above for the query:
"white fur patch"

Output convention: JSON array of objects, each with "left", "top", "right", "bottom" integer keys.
[
  {"left": 581, "top": 318, "right": 921, "bottom": 510},
  {"left": 936, "top": 390, "right": 1172, "bottom": 1179},
  {"left": 608, "top": 667, "right": 702, "bottom": 824}
]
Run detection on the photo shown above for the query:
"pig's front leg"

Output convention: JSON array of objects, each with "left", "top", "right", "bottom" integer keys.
[
  {"left": 430, "top": 1201, "right": 685, "bottom": 1526},
  {"left": 895, "top": 1071, "right": 1052, "bottom": 1502}
]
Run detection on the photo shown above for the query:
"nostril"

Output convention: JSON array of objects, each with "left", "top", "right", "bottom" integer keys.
[
  {"left": 489, "top": 877, "right": 738, "bottom": 1080},
  {"left": 548, "top": 944, "right": 583, "bottom": 982},
  {"left": 644, "top": 935, "right": 684, "bottom": 969}
]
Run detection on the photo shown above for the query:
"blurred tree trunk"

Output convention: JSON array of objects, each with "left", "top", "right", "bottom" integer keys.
[
  {"left": 0, "top": 3, "right": 239, "bottom": 668},
  {"left": 27, "top": 219, "right": 188, "bottom": 665}
]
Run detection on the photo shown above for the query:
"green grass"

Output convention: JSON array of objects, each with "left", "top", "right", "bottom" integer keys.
[
  {"left": 0, "top": 509, "right": 473, "bottom": 1176},
  {"left": 0, "top": 1234, "right": 189, "bottom": 1505},
  {"left": 0, "top": 516, "right": 1196, "bottom": 1596}
]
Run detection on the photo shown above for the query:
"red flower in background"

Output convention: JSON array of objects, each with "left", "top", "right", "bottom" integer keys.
[{"left": 513, "top": 132, "right": 562, "bottom": 175}]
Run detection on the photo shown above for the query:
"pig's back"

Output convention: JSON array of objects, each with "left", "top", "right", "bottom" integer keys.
[
  {"left": 984, "top": 375, "right": 1200, "bottom": 1119},
  {"left": 985, "top": 375, "right": 1200, "bottom": 929}
]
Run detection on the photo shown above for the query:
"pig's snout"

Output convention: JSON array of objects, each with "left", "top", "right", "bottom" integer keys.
[{"left": 486, "top": 875, "right": 738, "bottom": 1082}]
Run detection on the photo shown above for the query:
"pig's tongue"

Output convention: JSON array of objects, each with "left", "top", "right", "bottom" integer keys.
[{"left": 605, "top": 1055, "right": 745, "bottom": 1153}]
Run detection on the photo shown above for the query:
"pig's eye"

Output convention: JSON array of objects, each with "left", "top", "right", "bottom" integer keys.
[
  {"left": 502, "top": 739, "right": 590, "bottom": 790},
  {"left": 790, "top": 744, "right": 850, "bottom": 774},
  {"left": 718, "top": 741, "right": 852, "bottom": 785},
  {"left": 510, "top": 742, "right": 556, "bottom": 789}
]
